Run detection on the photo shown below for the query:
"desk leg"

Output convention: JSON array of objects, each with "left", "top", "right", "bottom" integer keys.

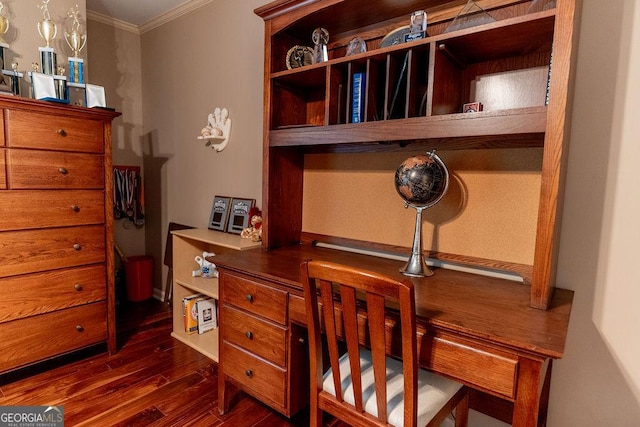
[{"left": 513, "top": 357, "right": 544, "bottom": 427}]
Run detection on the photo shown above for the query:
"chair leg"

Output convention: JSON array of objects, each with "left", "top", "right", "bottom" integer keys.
[
  {"left": 454, "top": 390, "right": 469, "bottom": 427},
  {"left": 309, "top": 399, "right": 323, "bottom": 427},
  {"left": 163, "top": 269, "right": 173, "bottom": 303}
]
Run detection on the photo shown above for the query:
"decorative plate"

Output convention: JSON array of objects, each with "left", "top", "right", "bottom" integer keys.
[
  {"left": 380, "top": 25, "right": 411, "bottom": 48},
  {"left": 286, "top": 45, "right": 314, "bottom": 70}
]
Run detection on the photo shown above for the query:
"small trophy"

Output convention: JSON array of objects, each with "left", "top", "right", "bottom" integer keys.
[
  {"left": 37, "top": 0, "right": 57, "bottom": 48},
  {"left": 37, "top": 0, "right": 58, "bottom": 75},
  {"left": 65, "top": 4, "right": 86, "bottom": 84},
  {"left": 311, "top": 27, "right": 329, "bottom": 64}
]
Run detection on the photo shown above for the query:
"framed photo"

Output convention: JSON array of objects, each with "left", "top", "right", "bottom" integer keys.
[
  {"left": 226, "top": 198, "right": 255, "bottom": 234},
  {"left": 208, "top": 195, "right": 231, "bottom": 231}
]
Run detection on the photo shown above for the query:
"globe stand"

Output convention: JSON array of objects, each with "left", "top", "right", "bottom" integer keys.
[
  {"left": 395, "top": 150, "right": 449, "bottom": 278},
  {"left": 400, "top": 205, "right": 433, "bottom": 277}
]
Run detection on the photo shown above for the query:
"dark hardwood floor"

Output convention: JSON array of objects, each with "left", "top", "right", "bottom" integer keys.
[{"left": 0, "top": 298, "right": 331, "bottom": 427}]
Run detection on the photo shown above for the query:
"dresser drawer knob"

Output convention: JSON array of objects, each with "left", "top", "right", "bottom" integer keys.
[
  {"left": 245, "top": 294, "right": 254, "bottom": 303},
  {"left": 59, "top": 167, "right": 69, "bottom": 175},
  {"left": 245, "top": 369, "right": 253, "bottom": 378},
  {"left": 73, "top": 243, "right": 81, "bottom": 251},
  {"left": 57, "top": 129, "right": 67, "bottom": 137},
  {"left": 245, "top": 331, "right": 253, "bottom": 340},
  {"left": 75, "top": 325, "right": 84, "bottom": 332},
  {"left": 71, "top": 205, "right": 80, "bottom": 212},
  {"left": 74, "top": 284, "right": 83, "bottom": 291}
]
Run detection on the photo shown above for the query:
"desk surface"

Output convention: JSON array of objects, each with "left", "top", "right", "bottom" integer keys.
[{"left": 214, "top": 244, "right": 573, "bottom": 360}]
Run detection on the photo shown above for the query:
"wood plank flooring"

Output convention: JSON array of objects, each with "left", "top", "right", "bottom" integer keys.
[{"left": 0, "top": 299, "right": 329, "bottom": 427}]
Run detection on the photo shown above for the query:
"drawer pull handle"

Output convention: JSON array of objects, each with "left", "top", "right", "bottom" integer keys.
[
  {"left": 57, "top": 129, "right": 67, "bottom": 137},
  {"left": 73, "top": 243, "right": 81, "bottom": 251},
  {"left": 245, "top": 369, "right": 253, "bottom": 378},
  {"left": 298, "top": 337, "right": 306, "bottom": 344},
  {"left": 245, "top": 331, "right": 253, "bottom": 340},
  {"left": 74, "top": 284, "right": 83, "bottom": 291},
  {"left": 245, "top": 294, "right": 254, "bottom": 303},
  {"left": 71, "top": 205, "right": 80, "bottom": 212},
  {"left": 59, "top": 167, "right": 69, "bottom": 175},
  {"left": 75, "top": 325, "right": 84, "bottom": 332}
]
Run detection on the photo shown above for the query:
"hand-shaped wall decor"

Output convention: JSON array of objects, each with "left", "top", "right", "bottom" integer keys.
[{"left": 198, "top": 107, "right": 231, "bottom": 152}]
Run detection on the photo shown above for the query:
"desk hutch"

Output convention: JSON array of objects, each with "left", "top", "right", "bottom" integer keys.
[{"left": 215, "top": 0, "right": 581, "bottom": 426}]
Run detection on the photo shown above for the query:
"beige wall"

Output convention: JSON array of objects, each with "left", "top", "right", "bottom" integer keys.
[
  {"left": 2, "top": 0, "right": 87, "bottom": 78},
  {"left": 87, "top": 0, "right": 640, "bottom": 424},
  {"left": 140, "top": 0, "right": 265, "bottom": 295},
  {"left": 87, "top": 19, "right": 146, "bottom": 263}
]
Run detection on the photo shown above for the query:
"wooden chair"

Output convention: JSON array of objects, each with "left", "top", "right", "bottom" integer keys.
[{"left": 300, "top": 260, "right": 468, "bottom": 427}]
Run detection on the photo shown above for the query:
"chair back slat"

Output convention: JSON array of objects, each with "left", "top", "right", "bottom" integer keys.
[
  {"left": 340, "top": 284, "right": 365, "bottom": 412},
  {"left": 319, "top": 278, "right": 343, "bottom": 402},
  {"left": 366, "top": 293, "right": 389, "bottom": 423}
]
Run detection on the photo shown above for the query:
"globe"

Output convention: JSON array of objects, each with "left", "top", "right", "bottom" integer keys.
[
  {"left": 394, "top": 151, "right": 449, "bottom": 277},
  {"left": 394, "top": 152, "right": 449, "bottom": 208}
]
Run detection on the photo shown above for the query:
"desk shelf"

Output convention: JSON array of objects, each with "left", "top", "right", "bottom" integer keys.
[{"left": 170, "top": 228, "right": 260, "bottom": 362}]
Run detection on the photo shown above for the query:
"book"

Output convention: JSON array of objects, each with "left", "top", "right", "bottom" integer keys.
[
  {"left": 351, "top": 72, "right": 365, "bottom": 123},
  {"left": 182, "top": 293, "right": 205, "bottom": 334},
  {"left": 197, "top": 298, "right": 217, "bottom": 334}
]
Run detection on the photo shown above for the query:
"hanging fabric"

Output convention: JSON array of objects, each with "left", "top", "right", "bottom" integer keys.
[{"left": 113, "top": 166, "right": 144, "bottom": 228}]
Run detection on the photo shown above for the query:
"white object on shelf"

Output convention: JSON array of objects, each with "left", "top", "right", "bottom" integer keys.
[{"left": 197, "top": 107, "right": 231, "bottom": 152}]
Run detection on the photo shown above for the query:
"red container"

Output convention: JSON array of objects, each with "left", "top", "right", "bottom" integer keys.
[{"left": 125, "top": 255, "right": 154, "bottom": 302}]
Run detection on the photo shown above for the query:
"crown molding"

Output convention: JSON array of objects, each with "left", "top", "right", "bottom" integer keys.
[
  {"left": 140, "top": 0, "right": 214, "bottom": 34},
  {"left": 87, "top": 10, "right": 141, "bottom": 34},
  {"left": 87, "top": 0, "right": 214, "bottom": 35}
]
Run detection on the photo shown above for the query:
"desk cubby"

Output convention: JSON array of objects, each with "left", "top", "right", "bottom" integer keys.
[{"left": 170, "top": 228, "right": 260, "bottom": 361}]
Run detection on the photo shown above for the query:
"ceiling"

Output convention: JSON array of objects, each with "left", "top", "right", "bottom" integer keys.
[{"left": 86, "top": 0, "right": 192, "bottom": 27}]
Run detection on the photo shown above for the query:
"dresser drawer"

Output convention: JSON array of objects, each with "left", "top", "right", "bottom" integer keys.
[
  {"left": 222, "top": 305, "right": 286, "bottom": 366},
  {"left": 222, "top": 342, "right": 286, "bottom": 408},
  {"left": 0, "top": 190, "right": 105, "bottom": 231},
  {"left": 222, "top": 272, "right": 287, "bottom": 325},
  {"left": 0, "top": 265, "right": 106, "bottom": 323},
  {"left": 0, "top": 302, "right": 107, "bottom": 373},
  {"left": 6, "top": 109, "right": 103, "bottom": 153},
  {"left": 7, "top": 149, "right": 104, "bottom": 189},
  {"left": 0, "top": 225, "right": 105, "bottom": 278}
]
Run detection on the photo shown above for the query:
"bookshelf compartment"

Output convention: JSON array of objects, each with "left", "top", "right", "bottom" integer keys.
[
  {"left": 271, "top": 66, "right": 327, "bottom": 129},
  {"left": 431, "top": 13, "right": 555, "bottom": 115}
]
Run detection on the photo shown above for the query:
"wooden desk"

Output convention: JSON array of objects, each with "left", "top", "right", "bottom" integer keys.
[{"left": 215, "top": 245, "right": 573, "bottom": 426}]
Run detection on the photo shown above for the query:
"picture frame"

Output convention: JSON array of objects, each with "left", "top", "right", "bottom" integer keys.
[
  {"left": 208, "top": 195, "right": 231, "bottom": 231},
  {"left": 226, "top": 198, "right": 255, "bottom": 234}
]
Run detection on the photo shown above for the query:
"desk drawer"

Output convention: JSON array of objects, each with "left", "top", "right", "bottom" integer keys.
[
  {"left": 0, "top": 265, "right": 106, "bottom": 323},
  {"left": 421, "top": 333, "right": 518, "bottom": 399},
  {"left": 0, "top": 190, "right": 105, "bottom": 231},
  {"left": 0, "top": 225, "right": 105, "bottom": 278},
  {"left": 222, "top": 272, "right": 287, "bottom": 325},
  {"left": 6, "top": 110, "right": 103, "bottom": 153},
  {"left": 222, "top": 305, "right": 286, "bottom": 366},
  {"left": 7, "top": 149, "right": 104, "bottom": 189},
  {"left": 0, "top": 302, "right": 107, "bottom": 373},
  {"left": 222, "top": 342, "right": 286, "bottom": 408}
]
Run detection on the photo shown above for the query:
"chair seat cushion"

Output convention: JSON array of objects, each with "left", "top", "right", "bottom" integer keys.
[{"left": 323, "top": 348, "right": 462, "bottom": 427}]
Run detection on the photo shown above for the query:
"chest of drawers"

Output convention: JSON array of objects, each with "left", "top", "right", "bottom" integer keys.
[{"left": 0, "top": 97, "right": 119, "bottom": 373}]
